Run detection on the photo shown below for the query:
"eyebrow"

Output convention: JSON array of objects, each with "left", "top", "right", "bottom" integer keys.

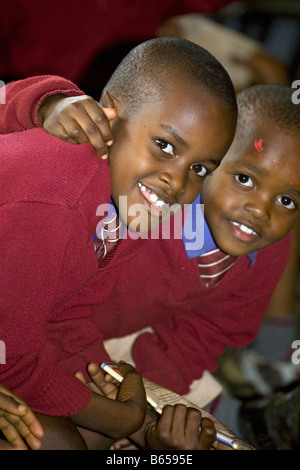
[
  {"left": 242, "top": 162, "right": 268, "bottom": 176},
  {"left": 288, "top": 186, "right": 300, "bottom": 200},
  {"left": 242, "top": 162, "right": 300, "bottom": 197},
  {"left": 161, "top": 124, "right": 190, "bottom": 149}
]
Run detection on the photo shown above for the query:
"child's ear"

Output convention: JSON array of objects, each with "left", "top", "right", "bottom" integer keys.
[
  {"left": 101, "top": 91, "right": 125, "bottom": 117},
  {"left": 102, "top": 90, "right": 115, "bottom": 109}
]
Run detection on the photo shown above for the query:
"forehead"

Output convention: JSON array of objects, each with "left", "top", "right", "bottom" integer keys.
[
  {"left": 137, "top": 81, "right": 233, "bottom": 133},
  {"left": 158, "top": 79, "right": 223, "bottom": 111},
  {"left": 226, "top": 125, "right": 300, "bottom": 183}
]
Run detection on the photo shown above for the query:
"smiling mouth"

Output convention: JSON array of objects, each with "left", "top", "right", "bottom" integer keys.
[
  {"left": 138, "top": 182, "right": 171, "bottom": 211},
  {"left": 229, "top": 220, "right": 260, "bottom": 242}
]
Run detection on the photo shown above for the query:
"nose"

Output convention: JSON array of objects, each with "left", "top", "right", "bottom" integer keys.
[
  {"left": 244, "top": 194, "right": 271, "bottom": 222},
  {"left": 158, "top": 165, "right": 187, "bottom": 198}
]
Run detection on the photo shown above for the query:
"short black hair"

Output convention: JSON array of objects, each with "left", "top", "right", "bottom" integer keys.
[
  {"left": 237, "top": 84, "right": 300, "bottom": 137},
  {"left": 101, "top": 37, "right": 237, "bottom": 118}
]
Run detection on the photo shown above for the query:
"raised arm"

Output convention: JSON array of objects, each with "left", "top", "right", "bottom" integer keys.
[
  {"left": 0, "top": 75, "right": 83, "bottom": 133},
  {"left": 0, "top": 75, "right": 116, "bottom": 158}
]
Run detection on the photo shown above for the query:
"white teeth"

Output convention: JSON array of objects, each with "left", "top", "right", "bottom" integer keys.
[
  {"left": 232, "top": 221, "right": 257, "bottom": 235},
  {"left": 155, "top": 200, "right": 167, "bottom": 208},
  {"left": 149, "top": 193, "right": 158, "bottom": 203},
  {"left": 138, "top": 182, "right": 169, "bottom": 209}
]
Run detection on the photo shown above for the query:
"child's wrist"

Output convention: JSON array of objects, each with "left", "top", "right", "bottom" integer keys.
[{"left": 37, "top": 94, "right": 67, "bottom": 123}]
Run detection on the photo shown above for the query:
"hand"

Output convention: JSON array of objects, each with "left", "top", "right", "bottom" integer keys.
[
  {"left": 74, "top": 362, "right": 147, "bottom": 438},
  {"left": 75, "top": 362, "right": 118, "bottom": 399},
  {"left": 110, "top": 437, "right": 139, "bottom": 450},
  {"left": 0, "top": 384, "right": 44, "bottom": 450},
  {"left": 38, "top": 94, "right": 117, "bottom": 159},
  {"left": 145, "top": 404, "right": 216, "bottom": 450}
]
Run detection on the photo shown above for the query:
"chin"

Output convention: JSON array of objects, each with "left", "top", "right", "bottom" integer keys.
[
  {"left": 216, "top": 241, "right": 245, "bottom": 257},
  {"left": 125, "top": 215, "right": 158, "bottom": 234}
]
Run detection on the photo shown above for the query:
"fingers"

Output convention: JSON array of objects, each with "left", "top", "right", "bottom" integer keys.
[
  {"left": 76, "top": 363, "right": 119, "bottom": 398},
  {"left": 0, "top": 386, "right": 44, "bottom": 449},
  {"left": 154, "top": 405, "right": 216, "bottom": 450},
  {"left": 59, "top": 108, "right": 114, "bottom": 158},
  {"left": 0, "top": 437, "right": 26, "bottom": 450},
  {"left": 110, "top": 437, "right": 137, "bottom": 450},
  {"left": 0, "top": 408, "right": 43, "bottom": 450},
  {"left": 198, "top": 417, "right": 216, "bottom": 450},
  {"left": 0, "top": 391, "right": 26, "bottom": 416},
  {"left": 117, "top": 362, "right": 146, "bottom": 403},
  {"left": 87, "top": 362, "right": 106, "bottom": 387},
  {"left": 155, "top": 405, "right": 200, "bottom": 449},
  {"left": 115, "top": 363, "right": 150, "bottom": 422},
  {"left": 42, "top": 95, "right": 116, "bottom": 159},
  {"left": 0, "top": 416, "right": 28, "bottom": 449}
]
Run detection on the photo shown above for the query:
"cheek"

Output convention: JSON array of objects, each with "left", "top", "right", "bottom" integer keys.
[
  {"left": 272, "top": 216, "right": 297, "bottom": 240},
  {"left": 202, "top": 175, "right": 221, "bottom": 205},
  {"left": 183, "top": 182, "right": 203, "bottom": 205}
]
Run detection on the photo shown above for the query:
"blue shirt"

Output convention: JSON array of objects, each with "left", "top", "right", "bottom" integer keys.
[{"left": 182, "top": 193, "right": 256, "bottom": 265}]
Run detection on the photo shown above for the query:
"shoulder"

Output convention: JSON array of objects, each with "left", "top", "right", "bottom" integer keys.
[{"left": 0, "top": 128, "right": 111, "bottom": 207}]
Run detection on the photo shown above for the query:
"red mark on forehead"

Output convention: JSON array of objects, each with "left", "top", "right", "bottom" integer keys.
[
  {"left": 290, "top": 173, "right": 300, "bottom": 185},
  {"left": 254, "top": 138, "right": 264, "bottom": 156}
]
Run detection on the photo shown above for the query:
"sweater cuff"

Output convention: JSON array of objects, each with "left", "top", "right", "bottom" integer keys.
[{"left": 26, "top": 366, "right": 93, "bottom": 417}]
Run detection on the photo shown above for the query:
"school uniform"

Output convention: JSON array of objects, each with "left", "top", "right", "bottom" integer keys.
[
  {"left": 0, "top": 127, "right": 116, "bottom": 415},
  {"left": 0, "top": 77, "right": 291, "bottom": 416}
]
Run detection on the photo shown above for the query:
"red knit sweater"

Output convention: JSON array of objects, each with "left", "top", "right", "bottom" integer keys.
[
  {"left": 0, "top": 77, "right": 291, "bottom": 415},
  {"left": 0, "top": 127, "right": 114, "bottom": 415}
]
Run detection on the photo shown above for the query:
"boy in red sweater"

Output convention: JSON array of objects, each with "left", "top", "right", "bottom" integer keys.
[
  {"left": 3, "top": 75, "right": 295, "bottom": 387},
  {"left": 0, "top": 38, "right": 237, "bottom": 449},
  {"left": 4, "top": 76, "right": 299, "bottom": 452}
]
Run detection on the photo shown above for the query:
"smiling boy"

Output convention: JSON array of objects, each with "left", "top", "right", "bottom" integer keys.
[
  {"left": 0, "top": 38, "right": 237, "bottom": 448},
  {"left": 90, "top": 38, "right": 236, "bottom": 234},
  {"left": 202, "top": 85, "right": 300, "bottom": 257},
  {"left": 5, "top": 76, "right": 297, "bottom": 405}
]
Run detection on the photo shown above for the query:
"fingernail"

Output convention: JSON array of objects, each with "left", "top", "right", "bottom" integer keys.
[
  {"left": 106, "top": 140, "right": 113, "bottom": 146},
  {"left": 101, "top": 154, "right": 108, "bottom": 160}
]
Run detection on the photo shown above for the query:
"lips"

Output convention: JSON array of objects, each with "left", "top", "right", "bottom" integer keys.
[
  {"left": 229, "top": 220, "right": 260, "bottom": 243},
  {"left": 138, "top": 182, "right": 171, "bottom": 212}
]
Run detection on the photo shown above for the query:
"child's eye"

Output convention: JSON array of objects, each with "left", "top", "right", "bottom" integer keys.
[
  {"left": 234, "top": 173, "right": 254, "bottom": 188},
  {"left": 190, "top": 163, "right": 208, "bottom": 178},
  {"left": 155, "top": 139, "right": 175, "bottom": 157},
  {"left": 277, "top": 195, "right": 296, "bottom": 210}
]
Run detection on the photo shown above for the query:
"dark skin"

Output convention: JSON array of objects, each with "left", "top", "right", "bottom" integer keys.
[
  {"left": 38, "top": 94, "right": 117, "bottom": 159},
  {"left": 0, "top": 363, "right": 146, "bottom": 450},
  {"left": 34, "top": 362, "right": 147, "bottom": 450},
  {"left": 0, "top": 384, "right": 44, "bottom": 450},
  {"left": 38, "top": 83, "right": 236, "bottom": 237},
  {"left": 76, "top": 362, "right": 217, "bottom": 450},
  {"left": 2, "top": 77, "right": 236, "bottom": 449}
]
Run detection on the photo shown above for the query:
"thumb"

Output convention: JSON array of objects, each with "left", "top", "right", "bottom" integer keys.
[
  {"left": 102, "top": 107, "right": 117, "bottom": 121},
  {"left": 117, "top": 364, "right": 146, "bottom": 406}
]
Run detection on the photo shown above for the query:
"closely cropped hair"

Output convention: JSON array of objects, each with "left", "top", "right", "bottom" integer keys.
[
  {"left": 101, "top": 37, "right": 237, "bottom": 118},
  {"left": 237, "top": 84, "right": 300, "bottom": 136}
]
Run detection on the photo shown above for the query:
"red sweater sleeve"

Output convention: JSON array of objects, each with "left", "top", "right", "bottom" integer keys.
[
  {"left": 0, "top": 202, "right": 97, "bottom": 416},
  {"left": 0, "top": 75, "right": 83, "bottom": 133},
  {"left": 132, "top": 236, "right": 291, "bottom": 394}
]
